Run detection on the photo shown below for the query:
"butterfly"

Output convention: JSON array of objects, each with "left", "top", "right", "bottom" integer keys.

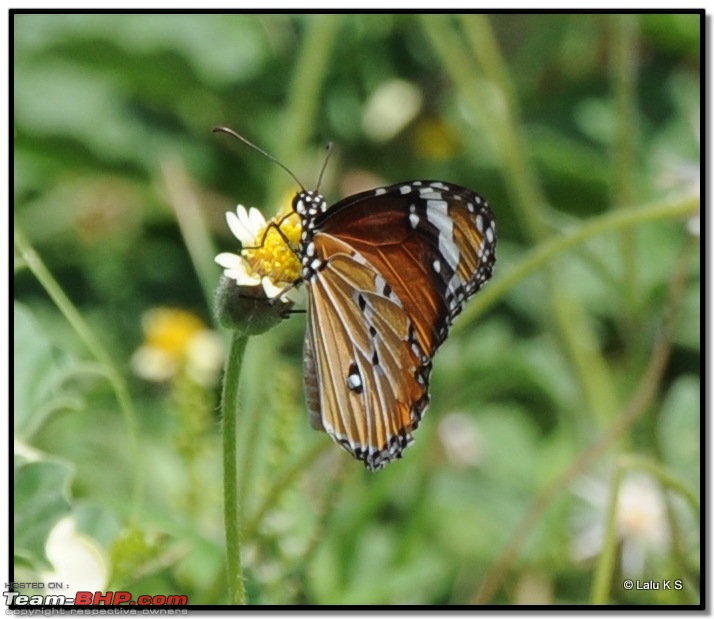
[{"left": 215, "top": 128, "right": 496, "bottom": 470}]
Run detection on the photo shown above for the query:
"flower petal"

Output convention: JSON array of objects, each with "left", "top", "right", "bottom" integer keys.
[
  {"left": 236, "top": 204, "right": 253, "bottom": 231},
  {"left": 215, "top": 252, "right": 243, "bottom": 269},
  {"left": 41, "top": 517, "right": 109, "bottom": 597},
  {"left": 131, "top": 346, "right": 178, "bottom": 382},
  {"left": 226, "top": 210, "right": 256, "bottom": 246},
  {"left": 261, "top": 277, "right": 292, "bottom": 302},
  {"left": 248, "top": 207, "right": 266, "bottom": 235},
  {"left": 216, "top": 253, "right": 262, "bottom": 286}
]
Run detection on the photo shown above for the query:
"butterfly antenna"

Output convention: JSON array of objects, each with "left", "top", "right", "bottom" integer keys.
[
  {"left": 315, "top": 142, "right": 334, "bottom": 194},
  {"left": 213, "top": 126, "right": 305, "bottom": 192}
]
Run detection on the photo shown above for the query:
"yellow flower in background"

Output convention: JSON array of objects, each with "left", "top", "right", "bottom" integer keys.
[
  {"left": 412, "top": 117, "right": 461, "bottom": 161},
  {"left": 131, "top": 308, "right": 223, "bottom": 386}
]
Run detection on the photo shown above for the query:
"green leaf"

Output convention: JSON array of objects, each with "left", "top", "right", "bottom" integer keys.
[
  {"left": 14, "top": 457, "right": 73, "bottom": 568},
  {"left": 659, "top": 375, "right": 700, "bottom": 493},
  {"left": 13, "top": 302, "right": 84, "bottom": 439}
]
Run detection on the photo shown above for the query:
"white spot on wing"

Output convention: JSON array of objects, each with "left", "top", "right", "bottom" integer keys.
[
  {"left": 475, "top": 214, "right": 484, "bottom": 233},
  {"left": 375, "top": 274, "right": 388, "bottom": 297},
  {"left": 419, "top": 187, "right": 442, "bottom": 199},
  {"left": 347, "top": 373, "right": 362, "bottom": 390}
]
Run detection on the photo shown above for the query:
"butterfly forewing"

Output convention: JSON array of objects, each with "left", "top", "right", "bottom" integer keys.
[
  {"left": 313, "top": 181, "right": 496, "bottom": 352},
  {"left": 299, "top": 180, "right": 496, "bottom": 470}
]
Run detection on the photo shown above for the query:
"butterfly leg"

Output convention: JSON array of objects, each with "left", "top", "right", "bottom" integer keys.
[{"left": 241, "top": 212, "right": 300, "bottom": 254}]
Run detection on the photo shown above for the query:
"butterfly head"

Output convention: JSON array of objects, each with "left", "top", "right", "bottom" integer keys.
[{"left": 293, "top": 190, "right": 328, "bottom": 221}]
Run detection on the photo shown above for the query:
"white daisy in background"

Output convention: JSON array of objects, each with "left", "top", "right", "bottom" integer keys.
[
  {"left": 571, "top": 470, "right": 671, "bottom": 577},
  {"left": 361, "top": 78, "right": 423, "bottom": 142},
  {"left": 215, "top": 203, "right": 302, "bottom": 302},
  {"left": 437, "top": 412, "right": 484, "bottom": 469}
]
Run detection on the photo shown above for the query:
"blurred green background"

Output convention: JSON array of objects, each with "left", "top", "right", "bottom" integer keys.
[{"left": 13, "top": 13, "right": 700, "bottom": 605}]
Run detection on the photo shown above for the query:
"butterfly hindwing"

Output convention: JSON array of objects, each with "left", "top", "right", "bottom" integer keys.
[{"left": 305, "top": 234, "right": 428, "bottom": 469}]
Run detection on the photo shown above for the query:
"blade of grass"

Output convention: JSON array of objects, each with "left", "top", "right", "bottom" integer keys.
[
  {"left": 160, "top": 157, "right": 219, "bottom": 313},
  {"left": 611, "top": 14, "right": 640, "bottom": 326},
  {"left": 14, "top": 223, "right": 144, "bottom": 524},
  {"left": 423, "top": 14, "right": 619, "bottom": 425},
  {"left": 268, "top": 14, "right": 341, "bottom": 205},
  {"left": 457, "top": 192, "right": 700, "bottom": 327}
]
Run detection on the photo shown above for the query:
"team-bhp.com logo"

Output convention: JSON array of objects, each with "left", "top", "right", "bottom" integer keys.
[{"left": 4, "top": 591, "right": 188, "bottom": 606}]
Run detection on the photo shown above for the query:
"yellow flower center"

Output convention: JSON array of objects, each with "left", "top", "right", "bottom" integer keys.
[{"left": 242, "top": 211, "right": 302, "bottom": 284}]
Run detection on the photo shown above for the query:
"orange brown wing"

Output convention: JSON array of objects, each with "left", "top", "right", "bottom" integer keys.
[
  {"left": 304, "top": 181, "right": 496, "bottom": 470},
  {"left": 304, "top": 235, "right": 428, "bottom": 469}
]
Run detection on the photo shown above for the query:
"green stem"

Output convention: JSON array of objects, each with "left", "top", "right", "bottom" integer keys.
[
  {"left": 612, "top": 14, "right": 639, "bottom": 324},
  {"left": 422, "top": 14, "right": 620, "bottom": 424},
  {"left": 14, "top": 223, "right": 143, "bottom": 524},
  {"left": 591, "top": 461, "right": 625, "bottom": 604},
  {"left": 221, "top": 332, "right": 249, "bottom": 605},
  {"left": 269, "top": 14, "right": 340, "bottom": 205},
  {"left": 457, "top": 192, "right": 700, "bottom": 328},
  {"left": 458, "top": 13, "right": 549, "bottom": 239}
]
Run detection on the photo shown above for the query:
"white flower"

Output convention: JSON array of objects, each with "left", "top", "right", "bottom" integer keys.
[
  {"left": 226, "top": 204, "right": 266, "bottom": 246},
  {"left": 571, "top": 471, "right": 670, "bottom": 577},
  {"left": 437, "top": 412, "right": 484, "bottom": 468},
  {"left": 185, "top": 329, "right": 224, "bottom": 386},
  {"left": 687, "top": 214, "right": 699, "bottom": 238},
  {"left": 41, "top": 517, "right": 109, "bottom": 597},
  {"left": 216, "top": 204, "right": 302, "bottom": 303}
]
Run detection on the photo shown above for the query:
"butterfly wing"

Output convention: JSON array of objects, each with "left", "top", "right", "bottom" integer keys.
[
  {"left": 305, "top": 181, "right": 496, "bottom": 469},
  {"left": 305, "top": 235, "right": 427, "bottom": 469},
  {"left": 314, "top": 181, "right": 496, "bottom": 355}
]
